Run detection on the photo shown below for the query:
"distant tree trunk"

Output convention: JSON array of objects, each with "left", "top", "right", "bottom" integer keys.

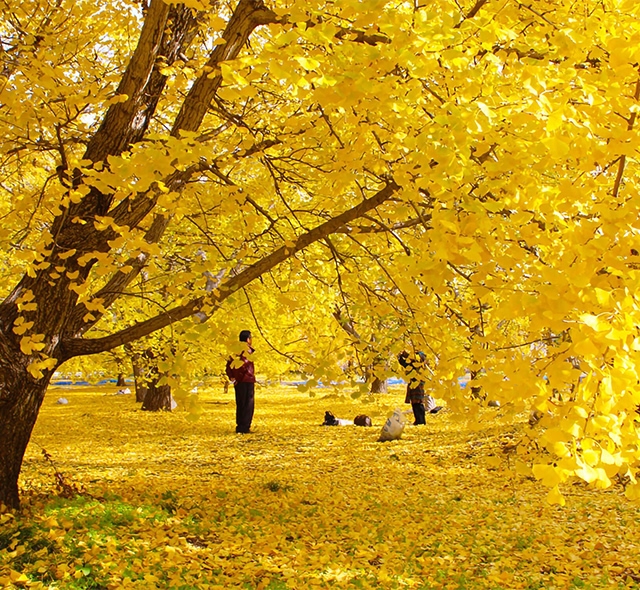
[
  {"left": 132, "top": 355, "right": 148, "bottom": 403},
  {"left": 370, "top": 377, "right": 388, "bottom": 393},
  {"left": 138, "top": 348, "right": 173, "bottom": 411},
  {"left": 116, "top": 373, "right": 126, "bottom": 387},
  {"left": 469, "top": 368, "right": 485, "bottom": 400},
  {"left": 141, "top": 379, "right": 172, "bottom": 411},
  {"left": 333, "top": 308, "right": 389, "bottom": 393}
]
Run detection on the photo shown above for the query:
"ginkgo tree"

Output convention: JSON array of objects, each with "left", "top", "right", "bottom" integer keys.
[{"left": 2, "top": 0, "right": 640, "bottom": 510}]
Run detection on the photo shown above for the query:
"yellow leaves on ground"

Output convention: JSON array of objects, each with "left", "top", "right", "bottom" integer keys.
[
  {"left": 546, "top": 485, "right": 566, "bottom": 507},
  {"left": 3, "top": 385, "right": 640, "bottom": 589}
]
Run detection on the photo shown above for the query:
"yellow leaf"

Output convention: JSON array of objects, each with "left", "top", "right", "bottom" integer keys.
[
  {"left": 546, "top": 109, "right": 564, "bottom": 132},
  {"left": 625, "top": 483, "right": 640, "bottom": 501},
  {"left": 515, "top": 461, "right": 532, "bottom": 476},
  {"left": 58, "top": 249, "right": 77, "bottom": 260},
  {"left": 542, "top": 427, "right": 569, "bottom": 444},
  {"left": 10, "top": 571, "right": 29, "bottom": 583},
  {"left": 12, "top": 318, "right": 34, "bottom": 335},
  {"left": 546, "top": 486, "right": 566, "bottom": 506},
  {"left": 580, "top": 314, "right": 610, "bottom": 332},
  {"left": 542, "top": 136, "right": 570, "bottom": 158},
  {"left": 106, "top": 93, "right": 129, "bottom": 105},
  {"left": 600, "top": 448, "right": 615, "bottom": 465},
  {"left": 532, "top": 463, "right": 563, "bottom": 487},
  {"left": 575, "top": 463, "right": 598, "bottom": 483},
  {"left": 552, "top": 442, "right": 571, "bottom": 458},
  {"left": 485, "top": 455, "right": 501, "bottom": 468},
  {"left": 295, "top": 56, "right": 321, "bottom": 70},
  {"left": 476, "top": 101, "right": 493, "bottom": 119},
  {"left": 573, "top": 405, "right": 588, "bottom": 419},
  {"left": 20, "top": 335, "right": 46, "bottom": 355}
]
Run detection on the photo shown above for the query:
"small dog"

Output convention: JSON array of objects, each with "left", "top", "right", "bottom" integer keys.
[{"left": 322, "top": 411, "right": 353, "bottom": 426}]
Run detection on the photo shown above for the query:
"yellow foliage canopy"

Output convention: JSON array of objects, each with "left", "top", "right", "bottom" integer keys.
[{"left": 1, "top": 0, "right": 640, "bottom": 505}]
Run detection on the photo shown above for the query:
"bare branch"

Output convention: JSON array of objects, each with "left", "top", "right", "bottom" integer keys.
[{"left": 244, "top": 289, "right": 303, "bottom": 366}]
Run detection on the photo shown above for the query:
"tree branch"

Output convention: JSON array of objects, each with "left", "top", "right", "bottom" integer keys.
[
  {"left": 84, "top": 0, "right": 171, "bottom": 162},
  {"left": 171, "top": 0, "right": 278, "bottom": 136},
  {"left": 66, "top": 213, "right": 172, "bottom": 336},
  {"left": 243, "top": 289, "right": 303, "bottom": 365},
  {"left": 335, "top": 216, "right": 427, "bottom": 234},
  {"left": 612, "top": 73, "right": 640, "bottom": 198},
  {"left": 60, "top": 181, "right": 400, "bottom": 358},
  {"left": 454, "top": 0, "right": 489, "bottom": 28}
]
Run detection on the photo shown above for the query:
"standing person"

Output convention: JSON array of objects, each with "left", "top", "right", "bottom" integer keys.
[
  {"left": 398, "top": 350, "right": 428, "bottom": 425},
  {"left": 225, "top": 330, "right": 256, "bottom": 434}
]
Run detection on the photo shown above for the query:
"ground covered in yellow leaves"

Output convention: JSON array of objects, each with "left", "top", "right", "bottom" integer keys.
[{"left": 2, "top": 384, "right": 640, "bottom": 589}]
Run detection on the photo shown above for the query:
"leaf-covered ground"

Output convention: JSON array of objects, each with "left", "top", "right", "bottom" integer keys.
[{"left": 2, "top": 384, "right": 640, "bottom": 589}]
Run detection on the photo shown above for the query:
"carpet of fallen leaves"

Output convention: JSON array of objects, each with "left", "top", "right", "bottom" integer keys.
[{"left": 2, "top": 384, "right": 640, "bottom": 590}]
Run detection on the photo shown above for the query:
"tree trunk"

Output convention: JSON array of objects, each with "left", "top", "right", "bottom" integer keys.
[
  {"left": 333, "top": 309, "right": 389, "bottom": 394},
  {"left": 0, "top": 348, "right": 54, "bottom": 509},
  {"left": 370, "top": 377, "right": 388, "bottom": 394},
  {"left": 132, "top": 356, "right": 148, "bottom": 403},
  {"left": 469, "top": 368, "right": 485, "bottom": 400},
  {"left": 141, "top": 380, "right": 172, "bottom": 411},
  {"left": 116, "top": 373, "right": 126, "bottom": 387}
]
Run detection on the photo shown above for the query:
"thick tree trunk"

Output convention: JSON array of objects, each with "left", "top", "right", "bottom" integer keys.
[
  {"left": 370, "top": 377, "right": 388, "bottom": 394},
  {"left": 0, "top": 346, "right": 54, "bottom": 509},
  {"left": 141, "top": 381, "right": 172, "bottom": 411},
  {"left": 116, "top": 373, "right": 126, "bottom": 387}
]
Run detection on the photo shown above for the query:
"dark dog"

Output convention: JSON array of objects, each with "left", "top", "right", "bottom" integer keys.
[
  {"left": 322, "top": 411, "right": 352, "bottom": 426},
  {"left": 322, "top": 411, "right": 339, "bottom": 426},
  {"left": 354, "top": 414, "right": 372, "bottom": 427}
]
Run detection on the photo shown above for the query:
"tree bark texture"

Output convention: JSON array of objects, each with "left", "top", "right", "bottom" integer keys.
[
  {"left": 132, "top": 357, "right": 149, "bottom": 403},
  {"left": 370, "top": 377, "right": 388, "bottom": 394},
  {"left": 141, "top": 382, "right": 172, "bottom": 412},
  {"left": 0, "top": 338, "right": 55, "bottom": 509}
]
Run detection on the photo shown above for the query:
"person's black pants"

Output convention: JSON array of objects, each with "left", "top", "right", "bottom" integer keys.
[
  {"left": 412, "top": 402, "right": 426, "bottom": 425},
  {"left": 234, "top": 382, "right": 255, "bottom": 433}
]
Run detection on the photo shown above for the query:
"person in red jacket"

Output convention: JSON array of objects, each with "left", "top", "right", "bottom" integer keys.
[{"left": 225, "top": 330, "right": 256, "bottom": 433}]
